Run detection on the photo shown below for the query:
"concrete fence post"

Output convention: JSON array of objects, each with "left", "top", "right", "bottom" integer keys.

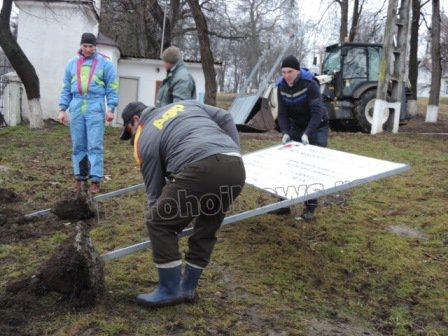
[
  {"left": 4, "top": 72, "right": 24, "bottom": 126},
  {"left": 4, "top": 72, "right": 21, "bottom": 126}
]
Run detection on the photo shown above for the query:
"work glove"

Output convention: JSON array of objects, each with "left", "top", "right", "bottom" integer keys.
[
  {"left": 282, "top": 134, "right": 290, "bottom": 144},
  {"left": 301, "top": 133, "right": 309, "bottom": 145}
]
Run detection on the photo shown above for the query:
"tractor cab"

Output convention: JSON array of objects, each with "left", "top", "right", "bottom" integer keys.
[
  {"left": 319, "top": 42, "right": 409, "bottom": 132},
  {"left": 322, "top": 43, "right": 382, "bottom": 99}
]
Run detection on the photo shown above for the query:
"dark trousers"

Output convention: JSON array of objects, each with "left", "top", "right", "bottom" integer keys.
[
  {"left": 146, "top": 154, "right": 246, "bottom": 268},
  {"left": 290, "top": 126, "right": 329, "bottom": 209}
]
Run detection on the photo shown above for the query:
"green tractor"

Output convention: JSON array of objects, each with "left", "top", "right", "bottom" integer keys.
[{"left": 320, "top": 42, "right": 411, "bottom": 132}]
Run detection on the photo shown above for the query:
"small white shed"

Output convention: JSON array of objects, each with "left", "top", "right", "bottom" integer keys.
[
  {"left": 13, "top": 0, "right": 219, "bottom": 124},
  {"left": 114, "top": 57, "right": 210, "bottom": 126},
  {"left": 15, "top": 0, "right": 101, "bottom": 120}
]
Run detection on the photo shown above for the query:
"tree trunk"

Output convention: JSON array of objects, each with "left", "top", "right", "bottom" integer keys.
[
  {"left": 233, "top": 53, "right": 239, "bottom": 93},
  {"left": 186, "top": 0, "right": 217, "bottom": 105},
  {"left": 408, "top": 0, "right": 421, "bottom": 116},
  {"left": 0, "top": 0, "right": 43, "bottom": 128},
  {"left": 426, "top": 0, "right": 441, "bottom": 122},
  {"left": 218, "top": 61, "right": 226, "bottom": 92},
  {"left": 348, "top": 0, "right": 360, "bottom": 42},
  {"left": 409, "top": 0, "right": 420, "bottom": 100},
  {"left": 339, "top": 0, "right": 349, "bottom": 42},
  {"left": 135, "top": 7, "right": 149, "bottom": 57}
]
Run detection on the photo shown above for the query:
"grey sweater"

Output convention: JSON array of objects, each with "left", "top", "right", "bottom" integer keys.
[{"left": 134, "top": 100, "right": 240, "bottom": 205}]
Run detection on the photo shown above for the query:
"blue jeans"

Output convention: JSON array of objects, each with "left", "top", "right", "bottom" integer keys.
[
  {"left": 290, "top": 126, "right": 329, "bottom": 209},
  {"left": 289, "top": 126, "right": 329, "bottom": 147}
]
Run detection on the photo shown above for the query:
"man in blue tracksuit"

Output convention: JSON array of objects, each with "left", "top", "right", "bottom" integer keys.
[
  {"left": 58, "top": 33, "right": 119, "bottom": 193},
  {"left": 276, "top": 55, "right": 329, "bottom": 220}
]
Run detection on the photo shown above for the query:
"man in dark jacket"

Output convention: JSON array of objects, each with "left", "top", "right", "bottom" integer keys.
[
  {"left": 156, "top": 46, "right": 196, "bottom": 107},
  {"left": 120, "top": 100, "right": 245, "bottom": 308},
  {"left": 276, "top": 55, "right": 329, "bottom": 220}
]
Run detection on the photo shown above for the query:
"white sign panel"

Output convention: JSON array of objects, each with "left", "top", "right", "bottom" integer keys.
[
  {"left": 101, "top": 142, "right": 410, "bottom": 261},
  {"left": 243, "top": 142, "right": 410, "bottom": 199}
]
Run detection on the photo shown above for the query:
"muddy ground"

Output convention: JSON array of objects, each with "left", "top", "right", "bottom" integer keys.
[
  {"left": 0, "top": 191, "right": 102, "bottom": 336},
  {"left": 0, "top": 113, "right": 446, "bottom": 335},
  {"left": 0, "top": 189, "right": 95, "bottom": 243}
]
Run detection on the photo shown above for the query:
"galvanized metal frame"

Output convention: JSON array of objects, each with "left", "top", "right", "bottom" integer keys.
[
  {"left": 24, "top": 183, "right": 146, "bottom": 219},
  {"left": 100, "top": 164, "right": 410, "bottom": 261},
  {"left": 21, "top": 148, "right": 409, "bottom": 262}
]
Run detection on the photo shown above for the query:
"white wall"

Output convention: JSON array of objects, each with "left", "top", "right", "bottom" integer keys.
[
  {"left": 97, "top": 45, "right": 120, "bottom": 70},
  {"left": 117, "top": 58, "right": 209, "bottom": 108},
  {"left": 16, "top": 1, "right": 99, "bottom": 119}
]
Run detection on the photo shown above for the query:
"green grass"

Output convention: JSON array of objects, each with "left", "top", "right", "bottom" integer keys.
[
  {"left": 416, "top": 96, "right": 448, "bottom": 119},
  {"left": 0, "top": 118, "right": 447, "bottom": 335}
]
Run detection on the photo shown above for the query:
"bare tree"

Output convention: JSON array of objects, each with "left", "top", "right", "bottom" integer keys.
[
  {"left": 0, "top": 0, "right": 43, "bottom": 128},
  {"left": 100, "top": 0, "right": 182, "bottom": 58},
  {"left": 408, "top": 0, "right": 429, "bottom": 116},
  {"left": 355, "top": 2, "right": 387, "bottom": 42},
  {"left": 348, "top": 0, "right": 366, "bottom": 41},
  {"left": 336, "top": 0, "right": 349, "bottom": 42},
  {"left": 186, "top": 0, "right": 217, "bottom": 105},
  {"left": 425, "top": 0, "right": 441, "bottom": 122},
  {"left": 440, "top": 12, "right": 448, "bottom": 74}
]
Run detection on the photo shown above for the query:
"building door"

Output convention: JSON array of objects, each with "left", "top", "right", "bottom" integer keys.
[
  {"left": 155, "top": 80, "right": 163, "bottom": 105},
  {"left": 114, "top": 77, "right": 139, "bottom": 126}
]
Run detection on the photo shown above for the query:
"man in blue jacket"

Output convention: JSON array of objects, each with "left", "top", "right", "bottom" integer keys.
[
  {"left": 276, "top": 55, "right": 329, "bottom": 220},
  {"left": 58, "top": 33, "right": 119, "bottom": 193}
]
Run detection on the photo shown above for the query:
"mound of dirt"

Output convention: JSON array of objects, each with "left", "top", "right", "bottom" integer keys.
[
  {"left": 51, "top": 190, "right": 95, "bottom": 220},
  {"left": 0, "top": 214, "right": 6, "bottom": 226},
  {"left": 0, "top": 291, "right": 48, "bottom": 336},
  {"left": 0, "top": 206, "right": 68, "bottom": 243},
  {"left": 1, "top": 189, "right": 97, "bottom": 243},
  {"left": 5, "top": 221, "right": 105, "bottom": 307},
  {"left": 0, "top": 188, "right": 20, "bottom": 203}
]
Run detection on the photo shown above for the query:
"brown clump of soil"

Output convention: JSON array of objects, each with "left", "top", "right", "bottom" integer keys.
[
  {"left": 5, "top": 221, "right": 105, "bottom": 307},
  {"left": 51, "top": 190, "right": 95, "bottom": 220},
  {"left": 1, "top": 188, "right": 97, "bottom": 243},
  {"left": 0, "top": 188, "right": 20, "bottom": 203},
  {"left": 0, "top": 222, "right": 104, "bottom": 335}
]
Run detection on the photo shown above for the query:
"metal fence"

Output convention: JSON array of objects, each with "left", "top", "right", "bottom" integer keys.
[{"left": 0, "top": 58, "right": 14, "bottom": 126}]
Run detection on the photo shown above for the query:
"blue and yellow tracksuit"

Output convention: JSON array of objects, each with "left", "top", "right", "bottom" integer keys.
[{"left": 59, "top": 51, "right": 119, "bottom": 182}]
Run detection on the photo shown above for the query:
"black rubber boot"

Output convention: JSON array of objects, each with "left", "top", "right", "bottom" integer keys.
[
  {"left": 136, "top": 265, "right": 183, "bottom": 308},
  {"left": 181, "top": 264, "right": 203, "bottom": 302},
  {"left": 301, "top": 206, "right": 316, "bottom": 220}
]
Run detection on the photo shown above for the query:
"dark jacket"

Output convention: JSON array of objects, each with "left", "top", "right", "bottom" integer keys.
[
  {"left": 156, "top": 60, "right": 196, "bottom": 108},
  {"left": 133, "top": 100, "right": 240, "bottom": 206},
  {"left": 276, "top": 68, "right": 328, "bottom": 136}
]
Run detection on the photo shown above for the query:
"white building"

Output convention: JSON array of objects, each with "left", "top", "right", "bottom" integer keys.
[{"left": 13, "top": 0, "right": 214, "bottom": 125}]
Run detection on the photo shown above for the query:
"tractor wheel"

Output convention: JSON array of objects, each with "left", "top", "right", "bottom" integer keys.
[
  {"left": 329, "top": 120, "right": 357, "bottom": 132},
  {"left": 354, "top": 90, "right": 391, "bottom": 133}
]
